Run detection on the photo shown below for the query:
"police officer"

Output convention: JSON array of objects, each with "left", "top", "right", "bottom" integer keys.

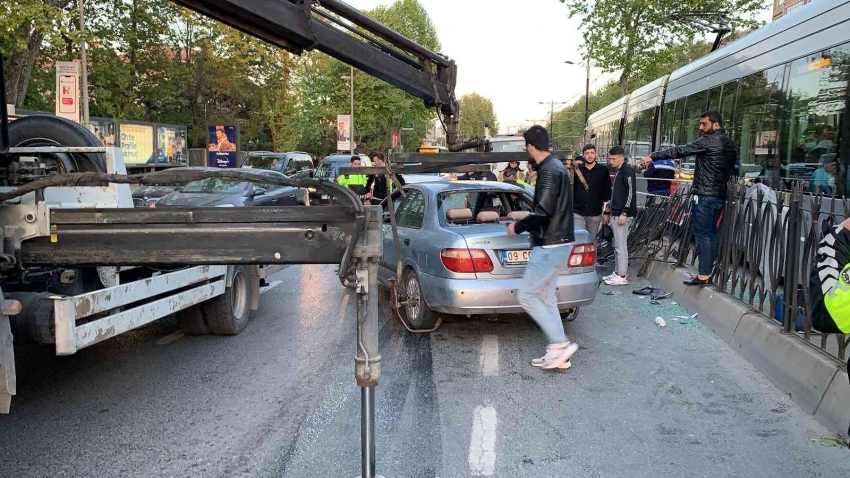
[{"left": 337, "top": 156, "right": 368, "bottom": 198}]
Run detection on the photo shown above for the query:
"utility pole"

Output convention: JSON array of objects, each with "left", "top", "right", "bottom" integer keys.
[
  {"left": 79, "top": 0, "right": 90, "bottom": 125},
  {"left": 538, "top": 101, "right": 565, "bottom": 148},
  {"left": 565, "top": 60, "right": 592, "bottom": 131},
  {"left": 349, "top": 66, "right": 354, "bottom": 152}
]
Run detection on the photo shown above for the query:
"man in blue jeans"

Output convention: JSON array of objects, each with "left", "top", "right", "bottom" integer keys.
[
  {"left": 508, "top": 125, "right": 578, "bottom": 369},
  {"left": 641, "top": 111, "right": 737, "bottom": 286}
]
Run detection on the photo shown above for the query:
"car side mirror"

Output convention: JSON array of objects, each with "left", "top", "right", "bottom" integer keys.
[{"left": 253, "top": 187, "right": 267, "bottom": 197}]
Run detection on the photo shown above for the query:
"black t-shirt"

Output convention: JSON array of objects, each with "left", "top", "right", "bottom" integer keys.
[{"left": 572, "top": 162, "right": 612, "bottom": 216}]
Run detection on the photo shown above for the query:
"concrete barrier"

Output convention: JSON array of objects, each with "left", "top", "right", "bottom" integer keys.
[{"left": 646, "top": 261, "right": 849, "bottom": 439}]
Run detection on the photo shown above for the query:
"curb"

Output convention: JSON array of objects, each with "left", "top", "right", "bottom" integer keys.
[{"left": 646, "top": 262, "right": 849, "bottom": 439}]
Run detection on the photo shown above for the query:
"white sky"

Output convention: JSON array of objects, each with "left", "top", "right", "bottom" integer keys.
[{"left": 345, "top": 0, "right": 775, "bottom": 134}]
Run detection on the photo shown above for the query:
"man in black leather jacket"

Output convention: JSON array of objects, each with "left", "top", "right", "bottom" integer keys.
[
  {"left": 641, "top": 110, "right": 737, "bottom": 286},
  {"left": 507, "top": 125, "right": 578, "bottom": 370}
]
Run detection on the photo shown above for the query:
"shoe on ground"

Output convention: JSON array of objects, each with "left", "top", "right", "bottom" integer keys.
[
  {"left": 531, "top": 357, "right": 571, "bottom": 369},
  {"left": 683, "top": 277, "right": 710, "bottom": 286},
  {"left": 604, "top": 275, "right": 629, "bottom": 286},
  {"left": 541, "top": 342, "right": 579, "bottom": 369},
  {"left": 602, "top": 272, "right": 618, "bottom": 282}
]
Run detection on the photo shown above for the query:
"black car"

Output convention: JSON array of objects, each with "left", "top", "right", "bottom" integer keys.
[
  {"left": 156, "top": 169, "right": 309, "bottom": 207},
  {"left": 240, "top": 151, "right": 315, "bottom": 179},
  {"left": 132, "top": 185, "right": 180, "bottom": 207}
]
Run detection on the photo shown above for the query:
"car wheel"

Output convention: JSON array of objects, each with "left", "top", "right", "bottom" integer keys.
[
  {"left": 560, "top": 307, "right": 579, "bottom": 322},
  {"left": 204, "top": 265, "right": 251, "bottom": 335},
  {"left": 404, "top": 270, "right": 438, "bottom": 329}
]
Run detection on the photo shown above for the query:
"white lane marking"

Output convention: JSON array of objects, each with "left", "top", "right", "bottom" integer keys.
[
  {"left": 468, "top": 405, "right": 497, "bottom": 476},
  {"left": 260, "top": 280, "right": 283, "bottom": 295},
  {"left": 480, "top": 334, "right": 499, "bottom": 377},
  {"left": 156, "top": 330, "right": 185, "bottom": 345},
  {"left": 339, "top": 293, "right": 350, "bottom": 323}
]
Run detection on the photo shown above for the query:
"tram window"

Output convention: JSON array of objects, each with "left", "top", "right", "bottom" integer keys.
[
  {"left": 734, "top": 66, "right": 784, "bottom": 183},
  {"left": 719, "top": 81, "right": 739, "bottom": 142},
  {"left": 671, "top": 99, "right": 689, "bottom": 145},
  {"left": 683, "top": 90, "right": 709, "bottom": 144},
  {"left": 707, "top": 86, "right": 722, "bottom": 112},
  {"left": 659, "top": 100, "right": 680, "bottom": 150},
  {"left": 782, "top": 44, "right": 850, "bottom": 196}
]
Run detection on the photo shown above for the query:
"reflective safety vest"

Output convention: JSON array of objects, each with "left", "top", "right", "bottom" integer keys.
[
  {"left": 337, "top": 174, "right": 367, "bottom": 188},
  {"left": 810, "top": 223, "right": 850, "bottom": 333},
  {"left": 517, "top": 179, "right": 531, "bottom": 188}
]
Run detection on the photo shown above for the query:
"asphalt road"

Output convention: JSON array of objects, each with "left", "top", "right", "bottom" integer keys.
[{"left": 1, "top": 265, "right": 848, "bottom": 477}]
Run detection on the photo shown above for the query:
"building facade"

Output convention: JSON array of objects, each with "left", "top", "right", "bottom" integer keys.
[{"left": 774, "top": 0, "right": 813, "bottom": 20}]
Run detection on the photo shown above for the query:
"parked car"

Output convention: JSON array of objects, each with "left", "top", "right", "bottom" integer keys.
[
  {"left": 240, "top": 151, "right": 315, "bottom": 179},
  {"left": 156, "top": 168, "right": 309, "bottom": 207},
  {"left": 132, "top": 185, "right": 180, "bottom": 207},
  {"left": 378, "top": 180, "right": 597, "bottom": 328}
]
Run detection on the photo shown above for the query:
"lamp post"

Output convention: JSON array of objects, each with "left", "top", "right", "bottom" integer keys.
[
  {"left": 341, "top": 66, "right": 354, "bottom": 152},
  {"left": 565, "top": 60, "right": 592, "bottom": 129},
  {"left": 79, "top": 0, "right": 90, "bottom": 125},
  {"left": 537, "top": 102, "right": 565, "bottom": 148}
]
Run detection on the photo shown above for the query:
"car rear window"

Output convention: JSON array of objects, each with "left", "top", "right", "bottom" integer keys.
[
  {"left": 438, "top": 190, "right": 531, "bottom": 225},
  {"left": 242, "top": 154, "right": 286, "bottom": 171}
]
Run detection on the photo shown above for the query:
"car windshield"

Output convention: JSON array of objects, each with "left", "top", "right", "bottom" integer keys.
[
  {"left": 243, "top": 155, "right": 284, "bottom": 171},
  {"left": 438, "top": 190, "right": 531, "bottom": 225},
  {"left": 315, "top": 162, "right": 341, "bottom": 179},
  {"left": 489, "top": 140, "right": 526, "bottom": 153},
  {"left": 180, "top": 178, "right": 247, "bottom": 194}
]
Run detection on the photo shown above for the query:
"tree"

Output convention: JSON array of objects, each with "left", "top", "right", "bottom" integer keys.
[
  {"left": 560, "top": 0, "right": 765, "bottom": 95},
  {"left": 457, "top": 93, "right": 498, "bottom": 141}
]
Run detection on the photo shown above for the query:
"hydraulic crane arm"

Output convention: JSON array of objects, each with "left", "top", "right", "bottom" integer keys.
[{"left": 171, "top": 0, "right": 459, "bottom": 144}]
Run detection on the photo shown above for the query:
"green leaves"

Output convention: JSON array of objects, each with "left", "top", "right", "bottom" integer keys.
[{"left": 457, "top": 93, "right": 498, "bottom": 141}]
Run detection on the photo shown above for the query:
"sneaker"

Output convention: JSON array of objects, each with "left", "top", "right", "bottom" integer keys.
[
  {"left": 541, "top": 342, "right": 579, "bottom": 369},
  {"left": 602, "top": 272, "right": 618, "bottom": 282},
  {"left": 531, "top": 356, "right": 571, "bottom": 369},
  {"left": 604, "top": 275, "right": 629, "bottom": 286}
]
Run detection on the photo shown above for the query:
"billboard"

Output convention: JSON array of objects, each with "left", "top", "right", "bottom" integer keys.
[
  {"left": 337, "top": 114, "right": 351, "bottom": 152},
  {"left": 156, "top": 125, "right": 188, "bottom": 165},
  {"left": 207, "top": 125, "right": 239, "bottom": 168},
  {"left": 55, "top": 61, "right": 80, "bottom": 123},
  {"left": 87, "top": 120, "right": 116, "bottom": 147},
  {"left": 119, "top": 124, "right": 154, "bottom": 164}
]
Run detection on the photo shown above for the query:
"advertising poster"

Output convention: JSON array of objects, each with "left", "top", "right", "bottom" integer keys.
[
  {"left": 55, "top": 61, "right": 80, "bottom": 123},
  {"left": 336, "top": 114, "right": 351, "bottom": 152},
  {"left": 87, "top": 120, "right": 116, "bottom": 147},
  {"left": 207, "top": 125, "right": 239, "bottom": 168},
  {"left": 119, "top": 124, "right": 154, "bottom": 164},
  {"left": 156, "top": 126, "right": 188, "bottom": 165}
]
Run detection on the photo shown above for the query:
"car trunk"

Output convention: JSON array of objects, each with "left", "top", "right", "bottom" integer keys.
[{"left": 456, "top": 224, "right": 576, "bottom": 278}]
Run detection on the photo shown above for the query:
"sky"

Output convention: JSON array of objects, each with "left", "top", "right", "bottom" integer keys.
[{"left": 345, "top": 0, "right": 775, "bottom": 134}]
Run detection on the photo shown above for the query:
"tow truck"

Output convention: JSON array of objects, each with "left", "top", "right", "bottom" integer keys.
[{"left": 0, "top": 2, "right": 533, "bottom": 476}]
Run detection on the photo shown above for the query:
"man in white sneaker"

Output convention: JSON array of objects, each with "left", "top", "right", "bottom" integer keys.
[
  {"left": 508, "top": 125, "right": 579, "bottom": 370},
  {"left": 602, "top": 146, "right": 637, "bottom": 286}
]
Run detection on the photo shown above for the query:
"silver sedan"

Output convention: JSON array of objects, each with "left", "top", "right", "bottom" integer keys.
[{"left": 378, "top": 181, "right": 598, "bottom": 328}]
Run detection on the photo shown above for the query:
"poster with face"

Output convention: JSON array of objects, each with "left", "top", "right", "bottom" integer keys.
[
  {"left": 336, "top": 114, "right": 351, "bottom": 152},
  {"left": 207, "top": 125, "right": 239, "bottom": 168},
  {"left": 156, "top": 126, "right": 188, "bottom": 165}
]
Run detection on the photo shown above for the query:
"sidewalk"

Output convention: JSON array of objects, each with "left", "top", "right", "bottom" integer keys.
[{"left": 641, "top": 261, "right": 849, "bottom": 441}]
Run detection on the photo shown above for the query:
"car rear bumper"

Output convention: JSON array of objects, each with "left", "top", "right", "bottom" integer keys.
[{"left": 418, "top": 270, "right": 599, "bottom": 315}]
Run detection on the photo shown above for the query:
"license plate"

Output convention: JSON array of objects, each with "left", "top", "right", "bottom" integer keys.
[{"left": 501, "top": 249, "right": 531, "bottom": 265}]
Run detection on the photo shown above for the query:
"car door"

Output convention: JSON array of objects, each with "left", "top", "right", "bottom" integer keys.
[
  {"left": 383, "top": 188, "right": 426, "bottom": 279},
  {"left": 253, "top": 171, "right": 295, "bottom": 206},
  {"left": 380, "top": 190, "right": 408, "bottom": 282}
]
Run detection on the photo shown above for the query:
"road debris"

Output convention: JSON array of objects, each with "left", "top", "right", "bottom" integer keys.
[{"left": 655, "top": 317, "right": 667, "bottom": 327}]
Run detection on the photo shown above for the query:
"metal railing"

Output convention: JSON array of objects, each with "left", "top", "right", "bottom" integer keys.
[{"left": 615, "top": 177, "right": 849, "bottom": 361}]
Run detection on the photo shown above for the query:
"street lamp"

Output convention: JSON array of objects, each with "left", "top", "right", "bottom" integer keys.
[
  {"left": 537, "top": 101, "right": 566, "bottom": 148},
  {"left": 565, "top": 60, "right": 592, "bottom": 130},
  {"left": 341, "top": 66, "right": 354, "bottom": 152}
]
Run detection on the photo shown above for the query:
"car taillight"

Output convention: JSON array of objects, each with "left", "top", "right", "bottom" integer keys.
[
  {"left": 441, "top": 248, "right": 494, "bottom": 273},
  {"left": 568, "top": 243, "right": 596, "bottom": 267}
]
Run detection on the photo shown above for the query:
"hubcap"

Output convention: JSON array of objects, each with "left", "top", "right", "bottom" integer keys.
[
  {"left": 406, "top": 275, "right": 420, "bottom": 320},
  {"left": 231, "top": 271, "right": 248, "bottom": 319}
]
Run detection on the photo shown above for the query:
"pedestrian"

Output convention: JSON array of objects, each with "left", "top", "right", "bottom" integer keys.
[
  {"left": 603, "top": 146, "right": 636, "bottom": 286},
  {"left": 643, "top": 156, "right": 676, "bottom": 196},
  {"left": 502, "top": 169, "right": 531, "bottom": 188},
  {"left": 809, "top": 154, "right": 838, "bottom": 195},
  {"left": 573, "top": 144, "right": 612, "bottom": 238},
  {"left": 507, "top": 125, "right": 578, "bottom": 370},
  {"left": 337, "top": 156, "right": 368, "bottom": 198},
  {"left": 498, "top": 161, "right": 525, "bottom": 182},
  {"left": 640, "top": 110, "right": 737, "bottom": 286},
  {"left": 365, "top": 152, "right": 405, "bottom": 206},
  {"left": 525, "top": 160, "right": 538, "bottom": 186}
]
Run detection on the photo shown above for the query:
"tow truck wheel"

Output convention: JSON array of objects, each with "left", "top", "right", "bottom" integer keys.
[
  {"left": 7, "top": 115, "right": 107, "bottom": 175},
  {"left": 177, "top": 305, "right": 210, "bottom": 335},
  {"left": 204, "top": 265, "right": 251, "bottom": 335}
]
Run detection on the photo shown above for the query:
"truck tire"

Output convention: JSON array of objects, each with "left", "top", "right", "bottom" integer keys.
[
  {"left": 7, "top": 115, "right": 107, "bottom": 174},
  {"left": 177, "top": 305, "right": 210, "bottom": 335},
  {"left": 203, "top": 265, "right": 251, "bottom": 335}
]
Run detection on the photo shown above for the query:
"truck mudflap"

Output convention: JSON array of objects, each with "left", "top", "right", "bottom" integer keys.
[
  {"left": 0, "top": 294, "right": 15, "bottom": 413},
  {"left": 53, "top": 265, "right": 227, "bottom": 355}
]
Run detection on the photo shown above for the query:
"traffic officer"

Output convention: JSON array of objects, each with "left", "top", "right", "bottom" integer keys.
[
  {"left": 365, "top": 152, "right": 405, "bottom": 205},
  {"left": 337, "top": 156, "right": 368, "bottom": 198}
]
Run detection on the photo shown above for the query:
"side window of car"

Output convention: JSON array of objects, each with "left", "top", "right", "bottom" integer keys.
[
  {"left": 257, "top": 172, "right": 283, "bottom": 192},
  {"left": 397, "top": 190, "right": 425, "bottom": 229},
  {"left": 297, "top": 156, "right": 312, "bottom": 171},
  {"left": 284, "top": 157, "right": 298, "bottom": 175}
]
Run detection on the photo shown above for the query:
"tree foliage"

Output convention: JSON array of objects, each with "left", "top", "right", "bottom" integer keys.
[
  {"left": 457, "top": 93, "right": 499, "bottom": 141},
  {"left": 561, "top": 0, "right": 766, "bottom": 95},
  {"left": 1, "top": 0, "right": 446, "bottom": 156}
]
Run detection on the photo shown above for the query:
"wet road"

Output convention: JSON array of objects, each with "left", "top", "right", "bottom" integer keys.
[{"left": 1, "top": 265, "right": 848, "bottom": 477}]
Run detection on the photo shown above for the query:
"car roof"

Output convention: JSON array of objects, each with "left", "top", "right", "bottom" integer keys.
[{"left": 411, "top": 180, "right": 526, "bottom": 194}]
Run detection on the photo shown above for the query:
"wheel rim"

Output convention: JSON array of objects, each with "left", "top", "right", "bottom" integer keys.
[
  {"left": 231, "top": 270, "right": 249, "bottom": 319},
  {"left": 406, "top": 275, "right": 420, "bottom": 320},
  {"left": 14, "top": 137, "right": 77, "bottom": 173}
]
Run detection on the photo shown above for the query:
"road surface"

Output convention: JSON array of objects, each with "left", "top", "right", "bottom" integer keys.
[{"left": 1, "top": 265, "right": 848, "bottom": 477}]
